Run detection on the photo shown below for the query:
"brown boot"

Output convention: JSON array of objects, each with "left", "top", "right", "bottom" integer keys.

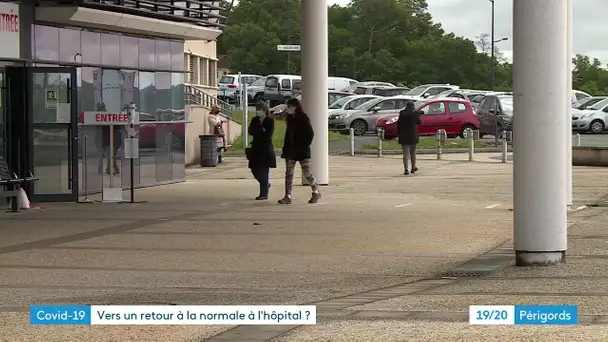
[{"left": 308, "top": 192, "right": 321, "bottom": 204}]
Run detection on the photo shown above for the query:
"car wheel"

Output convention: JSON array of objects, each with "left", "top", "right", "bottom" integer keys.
[
  {"left": 590, "top": 120, "right": 605, "bottom": 134},
  {"left": 459, "top": 124, "right": 475, "bottom": 139},
  {"left": 383, "top": 136, "right": 396, "bottom": 140},
  {"left": 350, "top": 120, "right": 368, "bottom": 136}
]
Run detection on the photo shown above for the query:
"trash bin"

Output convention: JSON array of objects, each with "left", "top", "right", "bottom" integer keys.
[{"left": 199, "top": 134, "right": 218, "bottom": 167}]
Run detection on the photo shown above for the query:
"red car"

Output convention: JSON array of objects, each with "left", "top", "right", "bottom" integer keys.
[{"left": 376, "top": 98, "right": 480, "bottom": 139}]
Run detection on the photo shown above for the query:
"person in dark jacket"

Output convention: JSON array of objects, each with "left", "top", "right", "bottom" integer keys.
[
  {"left": 248, "top": 102, "right": 277, "bottom": 200},
  {"left": 397, "top": 101, "right": 422, "bottom": 175},
  {"left": 278, "top": 98, "right": 321, "bottom": 204}
]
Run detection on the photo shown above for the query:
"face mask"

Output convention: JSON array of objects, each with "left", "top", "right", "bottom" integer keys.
[
  {"left": 256, "top": 110, "right": 263, "bottom": 117},
  {"left": 286, "top": 107, "right": 295, "bottom": 115}
]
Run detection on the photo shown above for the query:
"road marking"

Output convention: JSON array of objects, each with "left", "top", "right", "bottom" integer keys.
[
  {"left": 395, "top": 203, "right": 413, "bottom": 208},
  {"left": 485, "top": 204, "right": 501, "bottom": 209}
]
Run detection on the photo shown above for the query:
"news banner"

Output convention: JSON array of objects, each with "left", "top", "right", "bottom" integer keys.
[{"left": 29, "top": 304, "right": 578, "bottom": 325}]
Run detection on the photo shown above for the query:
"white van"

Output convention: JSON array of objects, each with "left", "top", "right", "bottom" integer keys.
[{"left": 264, "top": 75, "right": 301, "bottom": 106}]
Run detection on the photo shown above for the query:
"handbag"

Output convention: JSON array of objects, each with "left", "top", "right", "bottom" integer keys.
[
  {"left": 245, "top": 147, "right": 252, "bottom": 160},
  {"left": 214, "top": 125, "right": 225, "bottom": 137}
]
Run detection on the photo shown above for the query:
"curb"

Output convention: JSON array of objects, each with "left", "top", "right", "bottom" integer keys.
[{"left": 224, "top": 148, "right": 513, "bottom": 157}]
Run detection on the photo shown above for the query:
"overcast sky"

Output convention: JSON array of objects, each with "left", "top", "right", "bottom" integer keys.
[{"left": 328, "top": 0, "right": 608, "bottom": 65}]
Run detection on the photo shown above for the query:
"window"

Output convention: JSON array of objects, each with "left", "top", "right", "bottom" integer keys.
[
  {"left": 188, "top": 55, "right": 198, "bottom": 84},
  {"left": 138, "top": 38, "right": 155, "bottom": 69},
  {"left": 219, "top": 76, "right": 234, "bottom": 84},
  {"left": 479, "top": 97, "right": 493, "bottom": 110},
  {"left": 199, "top": 58, "right": 207, "bottom": 85},
  {"left": 155, "top": 40, "right": 171, "bottom": 70},
  {"left": 170, "top": 41, "right": 184, "bottom": 71},
  {"left": 373, "top": 100, "right": 398, "bottom": 111},
  {"left": 350, "top": 97, "right": 372, "bottom": 109},
  {"left": 58, "top": 28, "right": 81, "bottom": 63},
  {"left": 575, "top": 92, "right": 589, "bottom": 101},
  {"left": 208, "top": 60, "right": 217, "bottom": 86},
  {"left": 420, "top": 102, "right": 446, "bottom": 115},
  {"left": 426, "top": 87, "right": 450, "bottom": 96},
  {"left": 101, "top": 33, "right": 120, "bottom": 65},
  {"left": 120, "top": 36, "right": 139, "bottom": 68},
  {"left": 265, "top": 77, "right": 278, "bottom": 88},
  {"left": 354, "top": 87, "right": 367, "bottom": 94},
  {"left": 281, "top": 79, "right": 291, "bottom": 90},
  {"left": 34, "top": 25, "right": 59, "bottom": 61},
  {"left": 448, "top": 102, "right": 467, "bottom": 113}
]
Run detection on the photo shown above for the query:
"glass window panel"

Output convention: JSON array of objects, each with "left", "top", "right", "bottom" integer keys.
[
  {"left": 101, "top": 33, "right": 120, "bottom": 66},
  {"left": 155, "top": 72, "right": 171, "bottom": 117},
  {"left": 138, "top": 38, "right": 155, "bottom": 69},
  {"left": 170, "top": 41, "right": 184, "bottom": 71},
  {"left": 34, "top": 25, "right": 59, "bottom": 60},
  {"left": 154, "top": 72, "right": 172, "bottom": 182},
  {"left": 208, "top": 60, "right": 217, "bottom": 86},
  {"left": 101, "top": 69, "right": 123, "bottom": 113},
  {"left": 155, "top": 40, "right": 171, "bottom": 70},
  {"left": 120, "top": 70, "right": 138, "bottom": 110},
  {"left": 77, "top": 67, "right": 103, "bottom": 194},
  {"left": 170, "top": 72, "right": 185, "bottom": 180},
  {"left": 81, "top": 31, "right": 101, "bottom": 64},
  {"left": 58, "top": 28, "right": 81, "bottom": 63},
  {"left": 120, "top": 36, "right": 139, "bottom": 68},
  {"left": 139, "top": 72, "right": 156, "bottom": 120},
  {"left": 138, "top": 72, "right": 156, "bottom": 186}
]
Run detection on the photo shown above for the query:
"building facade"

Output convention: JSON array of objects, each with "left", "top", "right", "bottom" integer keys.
[{"left": 0, "top": 0, "right": 226, "bottom": 202}]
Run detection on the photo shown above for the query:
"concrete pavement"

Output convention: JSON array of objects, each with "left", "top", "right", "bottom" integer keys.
[{"left": 0, "top": 154, "right": 607, "bottom": 341}]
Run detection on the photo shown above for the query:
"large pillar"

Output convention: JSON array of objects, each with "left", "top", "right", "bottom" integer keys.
[
  {"left": 301, "top": 0, "right": 329, "bottom": 185},
  {"left": 513, "top": 0, "right": 568, "bottom": 266},
  {"left": 566, "top": 0, "right": 573, "bottom": 206}
]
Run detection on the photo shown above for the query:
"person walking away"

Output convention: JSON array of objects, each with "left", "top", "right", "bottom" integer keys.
[
  {"left": 97, "top": 125, "right": 122, "bottom": 175},
  {"left": 397, "top": 101, "right": 422, "bottom": 175},
  {"left": 208, "top": 106, "right": 226, "bottom": 163},
  {"left": 247, "top": 103, "right": 276, "bottom": 200},
  {"left": 278, "top": 98, "right": 321, "bottom": 204}
]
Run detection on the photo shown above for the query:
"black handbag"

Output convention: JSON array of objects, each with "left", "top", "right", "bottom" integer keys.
[{"left": 245, "top": 147, "right": 252, "bottom": 160}]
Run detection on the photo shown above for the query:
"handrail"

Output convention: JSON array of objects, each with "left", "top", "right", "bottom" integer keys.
[{"left": 184, "top": 84, "right": 236, "bottom": 118}]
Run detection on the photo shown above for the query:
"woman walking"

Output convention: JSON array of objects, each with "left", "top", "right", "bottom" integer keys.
[
  {"left": 248, "top": 102, "right": 276, "bottom": 200},
  {"left": 278, "top": 98, "right": 321, "bottom": 204},
  {"left": 397, "top": 101, "right": 422, "bottom": 175}
]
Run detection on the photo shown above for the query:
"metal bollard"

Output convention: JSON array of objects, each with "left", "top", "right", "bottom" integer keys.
[
  {"left": 349, "top": 128, "right": 355, "bottom": 156},
  {"left": 436, "top": 129, "right": 446, "bottom": 160},
  {"left": 573, "top": 133, "right": 581, "bottom": 147},
  {"left": 377, "top": 128, "right": 384, "bottom": 157},
  {"left": 466, "top": 128, "right": 474, "bottom": 162}
]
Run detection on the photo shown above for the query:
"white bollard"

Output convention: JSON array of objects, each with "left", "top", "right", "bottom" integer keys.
[
  {"left": 377, "top": 128, "right": 383, "bottom": 157},
  {"left": 349, "top": 128, "right": 355, "bottom": 156}
]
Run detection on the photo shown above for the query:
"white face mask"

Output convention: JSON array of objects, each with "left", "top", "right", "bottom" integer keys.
[
  {"left": 286, "top": 107, "right": 295, "bottom": 115},
  {"left": 256, "top": 110, "right": 263, "bottom": 117}
]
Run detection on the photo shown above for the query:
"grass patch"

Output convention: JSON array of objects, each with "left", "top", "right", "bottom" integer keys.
[
  {"left": 228, "top": 111, "right": 347, "bottom": 151},
  {"left": 363, "top": 137, "right": 489, "bottom": 150}
]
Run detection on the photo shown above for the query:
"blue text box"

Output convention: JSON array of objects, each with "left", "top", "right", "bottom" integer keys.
[
  {"left": 515, "top": 305, "right": 578, "bottom": 325},
  {"left": 30, "top": 305, "right": 91, "bottom": 325}
]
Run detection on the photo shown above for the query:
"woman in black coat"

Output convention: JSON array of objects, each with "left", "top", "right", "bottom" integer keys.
[
  {"left": 397, "top": 101, "right": 422, "bottom": 175},
  {"left": 278, "top": 98, "right": 321, "bottom": 204},
  {"left": 248, "top": 102, "right": 277, "bottom": 200}
]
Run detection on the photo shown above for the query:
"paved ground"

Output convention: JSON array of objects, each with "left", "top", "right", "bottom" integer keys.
[{"left": 1, "top": 154, "right": 608, "bottom": 341}]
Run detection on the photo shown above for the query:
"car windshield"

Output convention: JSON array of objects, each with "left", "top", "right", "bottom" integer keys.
[
  {"left": 407, "top": 86, "right": 429, "bottom": 96},
  {"left": 329, "top": 96, "right": 353, "bottom": 109},
  {"left": 250, "top": 77, "right": 266, "bottom": 86},
  {"left": 499, "top": 97, "right": 514, "bottom": 115},
  {"left": 589, "top": 98, "right": 608, "bottom": 110}
]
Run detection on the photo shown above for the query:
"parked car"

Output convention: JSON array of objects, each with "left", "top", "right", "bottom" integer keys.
[
  {"left": 218, "top": 74, "right": 262, "bottom": 103},
  {"left": 328, "top": 95, "right": 411, "bottom": 135},
  {"left": 291, "top": 77, "right": 358, "bottom": 98},
  {"left": 475, "top": 95, "right": 514, "bottom": 138},
  {"left": 264, "top": 74, "right": 301, "bottom": 106},
  {"left": 572, "top": 96, "right": 607, "bottom": 110},
  {"left": 269, "top": 91, "right": 353, "bottom": 117},
  {"left": 328, "top": 95, "right": 381, "bottom": 115},
  {"left": 341, "top": 81, "right": 395, "bottom": 93},
  {"left": 572, "top": 90, "right": 591, "bottom": 104},
  {"left": 402, "top": 84, "right": 460, "bottom": 102},
  {"left": 376, "top": 98, "right": 479, "bottom": 139},
  {"left": 572, "top": 98, "right": 608, "bottom": 134},
  {"left": 246, "top": 77, "right": 267, "bottom": 104},
  {"left": 432, "top": 89, "right": 487, "bottom": 102},
  {"left": 373, "top": 87, "right": 411, "bottom": 97},
  {"left": 351, "top": 85, "right": 391, "bottom": 95}
]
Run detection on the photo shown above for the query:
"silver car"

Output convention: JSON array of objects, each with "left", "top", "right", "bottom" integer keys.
[
  {"left": 572, "top": 96, "right": 607, "bottom": 110},
  {"left": 572, "top": 98, "right": 608, "bottom": 134},
  {"left": 246, "top": 77, "right": 267, "bottom": 103},
  {"left": 328, "top": 96, "right": 411, "bottom": 135},
  {"left": 328, "top": 95, "right": 380, "bottom": 115}
]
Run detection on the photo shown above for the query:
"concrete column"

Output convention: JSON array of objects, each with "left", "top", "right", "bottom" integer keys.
[
  {"left": 301, "top": 0, "right": 329, "bottom": 185},
  {"left": 566, "top": 0, "right": 573, "bottom": 206},
  {"left": 513, "top": 0, "right": 568, "bottom": 266}
]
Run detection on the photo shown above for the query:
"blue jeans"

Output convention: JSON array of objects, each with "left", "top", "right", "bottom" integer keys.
[{"left": 252, "top": 167, "right": 270, "bottom": 197}]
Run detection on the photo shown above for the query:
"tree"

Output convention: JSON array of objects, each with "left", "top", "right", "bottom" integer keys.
[{"left": 475, "top": 33, "right": 507, "bottom": 63}]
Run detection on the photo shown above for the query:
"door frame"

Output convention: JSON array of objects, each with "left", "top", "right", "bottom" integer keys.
[{"left": 26, "top": 67, "right": 78, "bottom": 202}]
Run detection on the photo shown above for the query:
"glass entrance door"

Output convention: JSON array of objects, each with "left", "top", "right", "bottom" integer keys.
[
  {"left": 27, "top": 67, "right": 78, "bottom": 202},
  {"left": 0, "top": 71, "right": 5, "bottom": 160}
]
